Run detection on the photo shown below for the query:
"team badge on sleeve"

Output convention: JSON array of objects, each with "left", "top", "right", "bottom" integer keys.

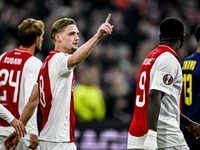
[{"left": 163, "top": 74, "right": 173, "bottom": 85}]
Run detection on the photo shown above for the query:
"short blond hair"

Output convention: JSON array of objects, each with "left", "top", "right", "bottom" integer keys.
[{"left": 51, "top": 18, "right": 76, "bottom": 43}]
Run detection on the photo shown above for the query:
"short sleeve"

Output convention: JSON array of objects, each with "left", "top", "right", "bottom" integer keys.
[
  {"left": 150, "top": 52, "right": 178, "bottom": 95},
  {"left": 52, "top": 53, "right": 75, "bottom": 76}
]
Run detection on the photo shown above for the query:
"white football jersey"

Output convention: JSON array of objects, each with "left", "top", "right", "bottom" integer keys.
[
  {"left": 150, "top": 52, "right": 187, "bottom": 148},
  {"left": 38, "top": 50, "right": 76, "bottom": 143},
  {"left": 128, "top": 44, "right": 188, "bottom": 149}
]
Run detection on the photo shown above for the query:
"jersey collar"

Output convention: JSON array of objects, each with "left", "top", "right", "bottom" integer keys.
[
  {"left": 50, "top": 50, "right": 60, "bottom": 54},
  {"left": 158, "top": 44, "right": 182, "bottom": 60},
  {"left": 15, "top": 48, "right": 33, "bottom": 56}
]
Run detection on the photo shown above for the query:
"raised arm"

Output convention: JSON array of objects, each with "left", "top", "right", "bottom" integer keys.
[{"left": 67, "top": 14, "right": 114, "bottom": 70}]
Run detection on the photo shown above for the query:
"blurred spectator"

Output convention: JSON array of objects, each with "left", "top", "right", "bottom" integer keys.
[{"left": 74, "top": 64, "right": 106, "bottom": 122}]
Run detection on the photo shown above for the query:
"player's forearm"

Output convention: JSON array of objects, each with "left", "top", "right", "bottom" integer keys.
[
  {"left": 68, "top": 34, "right": 100, "bottom": 69},
  {"left": 147, "top": 101, "right": 160, "bottom": 131},
  {"left": 25, "top": 106, "right": 38, "bottom": 135},
  {"left": 75, "top": 33, "right": 100, "bottom": 59},
  {"left": 180, "top": 113, "right": 192, "bottom": 126},
  {"left": 19, "top": 100, "right": 38, "bottom": 126},
  {"left": 20, "top": 84, "right": 39, "bottom": 126},
  {"left": 147, "top": 90, "right": 163, "bottom": 131}
]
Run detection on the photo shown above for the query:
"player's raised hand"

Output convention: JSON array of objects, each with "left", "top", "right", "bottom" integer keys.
[{"left": 96, "top": 13, "right": 114, "bottom": 39}]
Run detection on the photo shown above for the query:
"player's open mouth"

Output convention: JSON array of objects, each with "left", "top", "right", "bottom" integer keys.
[{"left": 73, "top": 43, "right": 78, "bottom": 46}]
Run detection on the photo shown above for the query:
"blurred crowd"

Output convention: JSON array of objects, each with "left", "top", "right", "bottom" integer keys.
[{"left": 1, "top": 0, "right": 200, "bottom": 123}]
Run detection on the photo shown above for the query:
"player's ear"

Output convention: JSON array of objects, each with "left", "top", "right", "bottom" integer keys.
[
  {"left": 34, "top": 36, "right": 39, "bottom": 44},
  {"left": 55, "top": 34, "right": 61, "bottom": 43}
]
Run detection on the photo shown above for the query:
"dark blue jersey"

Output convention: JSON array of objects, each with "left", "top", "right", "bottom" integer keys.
[{"left": 181, "top": 52, "right": 200, "bottom": 138}]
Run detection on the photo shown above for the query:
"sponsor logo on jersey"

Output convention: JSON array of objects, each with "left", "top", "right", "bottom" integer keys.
[
  {"left": 14, "top": 52, "right": 21, "bottom": 55},
  {"left": 163, "top": 74, "right": 173, "bottom": 85}
]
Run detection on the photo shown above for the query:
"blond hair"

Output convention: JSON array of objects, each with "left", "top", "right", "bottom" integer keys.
[{"left": 51, "top": 18, "right": 76, "bottom": 43}]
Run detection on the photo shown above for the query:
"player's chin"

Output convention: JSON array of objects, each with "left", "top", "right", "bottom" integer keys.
[
  {"left": 36, "top": 43, "right": 42, "bottom": 50},
  {"left": 72, "top": 47, "right": 78, "bottom": 52}
]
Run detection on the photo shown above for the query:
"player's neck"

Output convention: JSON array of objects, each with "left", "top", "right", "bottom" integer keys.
[
  {"left": 196, "top": 47, "right": 200, "bottom": 53},
  {"left": 19, "top": 45, "right": 35, "bottom": 54},
  {"left": 54, "top": 45, "right": 71, "bottom": 54},
  {"left": 160, "top": 42, "right": 180, "bottom": 52}
]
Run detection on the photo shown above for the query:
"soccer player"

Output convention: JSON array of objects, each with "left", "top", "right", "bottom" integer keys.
[
  {"left": 0, "top": 18, "right": 44, "bottom": 150},
  {"left": 127, "top": 17, "right": 200, "bottom": 150},
  {"left": 4, "top": 14, "right": 113, "bottom": 150},
  {"left": 0, "top": 104, "right": 26, "bottom": 137},
  {"left": 180, "top": 25, "right": 200, "bottom": 150}
]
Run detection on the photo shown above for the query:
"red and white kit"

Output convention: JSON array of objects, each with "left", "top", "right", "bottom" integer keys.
[
  {"left": 0, "top": 48, "right": 42, "bottom": 142},
  {"left": 128, "top": 44, "right": 188, "bottom": 149},
  {"left": 38, "top": 50, "right": 76, "bottom": 143}
]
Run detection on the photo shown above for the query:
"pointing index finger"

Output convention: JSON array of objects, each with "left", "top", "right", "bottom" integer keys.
[{"left": 105, "top": 13, "right": 111, "bottom": 23}]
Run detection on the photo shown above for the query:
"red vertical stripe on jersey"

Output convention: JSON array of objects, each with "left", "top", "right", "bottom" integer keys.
[
  {"left": 38, "top": 51, "right": 55, "bottom": 132},
  {"left": 70, "top": 74, "right": 76, "bottom": 142},
  {"left": 0, "top": 48, "right": 33, "bottom": 127}
]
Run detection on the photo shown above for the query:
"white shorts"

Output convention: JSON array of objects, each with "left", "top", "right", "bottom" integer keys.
[
  {"left": 158, "top": 146, "right": 189, "bottom": 150},
  {"left": 128, "top": 146, "right": 189, "bottom": 150},
  {"left": 0, "top": 135, "right": 40, "bottom": 150},
  {"left": 39, "top": 140, "right": 77, "bottom": 150}
]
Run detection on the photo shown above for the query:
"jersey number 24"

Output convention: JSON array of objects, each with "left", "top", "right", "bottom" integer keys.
[{"left": 0, "top": 69, "right": 21, "bottom": 103}]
